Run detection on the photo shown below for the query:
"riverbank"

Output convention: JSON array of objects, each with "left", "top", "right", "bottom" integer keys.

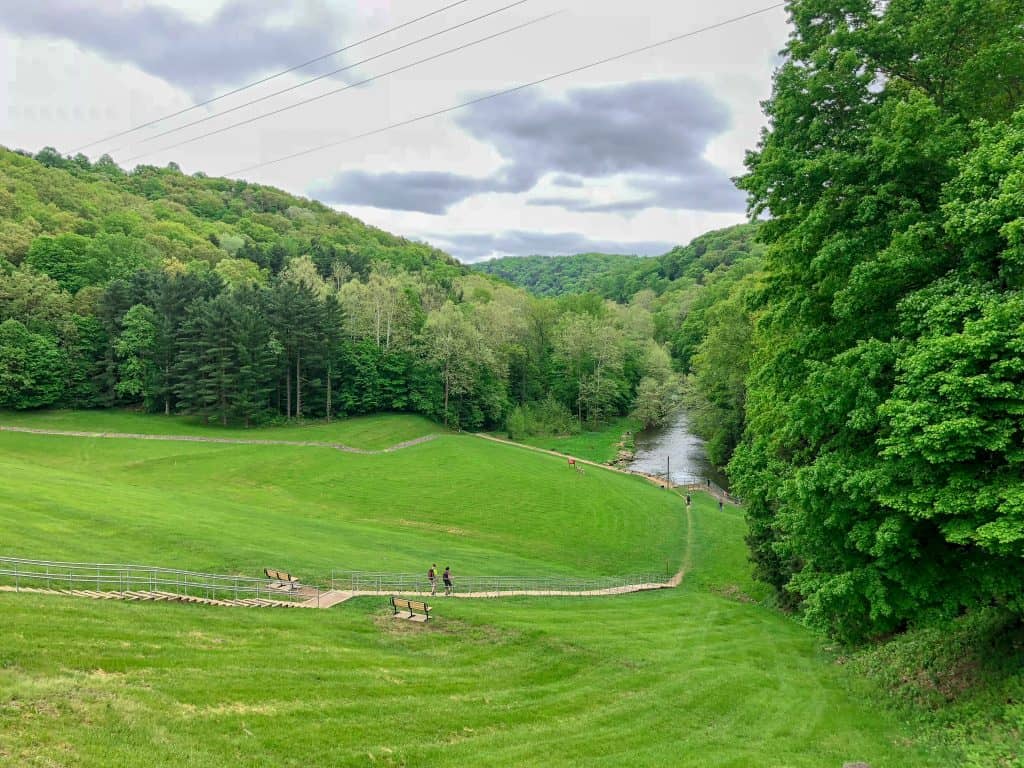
[{"left": 490, "top": 416, "right": 640, "bottom": 465}]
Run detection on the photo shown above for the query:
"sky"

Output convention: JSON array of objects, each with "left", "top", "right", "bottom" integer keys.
[{"left": 0, "top": 0, "right": 790, "bottom": 262}]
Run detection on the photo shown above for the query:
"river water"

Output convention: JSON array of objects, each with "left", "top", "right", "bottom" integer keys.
[{"left": 628, "top": 410, "right": 730, "bottom": 489}]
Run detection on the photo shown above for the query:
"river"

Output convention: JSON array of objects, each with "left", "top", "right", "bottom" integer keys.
[{"left": 628, "top": 410, "right": 730, "bottom": 489}]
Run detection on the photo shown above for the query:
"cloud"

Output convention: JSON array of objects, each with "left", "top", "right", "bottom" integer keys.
[
  {"left": 313, "top": 166, "right": 534, "bottom": 215},
  {"left": 0, "top": 0, "right": 346, "bottom": 96},
  {"left": 427, "top": 230, "right": 677, "bottom": 263},
  {"left": 529, "top": 171, "right": 745, "bottom": 214},
  {"left": 456, "top": 79, "right": 729, "bottom": 178},
  {"left": 550, "top": 174, "right": 584, "bottom": 188},
  {"left": 314, "top": 79, "right": 739, "bottom": 216}
]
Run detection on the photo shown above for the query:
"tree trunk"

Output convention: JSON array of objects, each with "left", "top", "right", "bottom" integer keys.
[
  {"left": 326, "top": 362, "right": 332, "bottom": 422},
  {"left": 295, "top": 350, "right": 302, "bottom": 419},
  {"left": 443, "top": 362, "right": 450, "bottom": 427},
  {"left": 286, "top": 366, "right": 292, "bottom": 419}
]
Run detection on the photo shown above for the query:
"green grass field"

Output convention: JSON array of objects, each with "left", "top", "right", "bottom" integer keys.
[
  {"left": 505, "top": 416, "right": 639, "bottom": 464},
  {"left": 0, "top": 412, "right": 681, "bottom": 578},
  {"left": 0, "top": 412, "right": 952, "bottom": 766},
  {"left": 0, "top": 409, "right": 442, "bottom": 450}
]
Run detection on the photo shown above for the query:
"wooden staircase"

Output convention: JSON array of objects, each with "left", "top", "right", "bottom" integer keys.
[{"left": 0, "top": 584, "right": 316, "bottom": 608}]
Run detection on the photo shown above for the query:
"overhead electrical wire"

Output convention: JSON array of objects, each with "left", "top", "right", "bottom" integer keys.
[
  {"left": 226, "top": 2, "right": 786, "bottom": 177},
  {"left": 123, "top": 10, "right": 561, "bottom": 164},
  {"left": 71, "top": 0, "right": 480, "bottom": 153},
  {"left": 110, "top": 0, "right": 534, "bottom": 155}
]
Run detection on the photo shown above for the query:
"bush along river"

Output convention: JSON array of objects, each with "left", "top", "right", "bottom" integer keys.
[{"left": 627, "top": 411, "right": 731, "bottom": 492}]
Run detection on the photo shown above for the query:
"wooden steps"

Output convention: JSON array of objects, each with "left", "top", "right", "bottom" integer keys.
[{"left": 0, "top": 585, "right": 310, "bottom": 609}]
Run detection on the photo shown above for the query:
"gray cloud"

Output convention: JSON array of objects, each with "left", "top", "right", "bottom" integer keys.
[
  {"left": 314, "top": 79, "right": 739, "bottom": 216},
  {"left": 550, "top": 174, "right": 585, "bottom": 188},
  {"left": 529, "top": 171, "right": 745, "bottom": 214},
  {"left": 427, "top": 230, "right": 676, "bottom": 263},
  {"left": 312, "top": 165, "right": 534, "bottom": 215},
  {"left": 0, "top": 1, "right": 346, "bottom": 96},
  {"left": 456, "top": 79, "right": 729, "bottom": 178}
]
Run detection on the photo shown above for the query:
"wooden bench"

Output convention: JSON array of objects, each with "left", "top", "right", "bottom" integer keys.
[
  {"left": 390, "top": 595, "right": 431, "bottom": 622},
  {"left": 264, "top": 568, "right": 300, "bottom": 591}
]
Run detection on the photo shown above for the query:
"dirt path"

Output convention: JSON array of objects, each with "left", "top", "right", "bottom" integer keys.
[
  {"left": 0, "top": 425, "right": 438, "bottom": 455},
  {"left": 322, "top": 501, "right": 694, "bottom": 605},
  {"left": 2, "top": 427, "right": 697, "bottom": 609},
  {"left": 472, "top": 433, "right": 672, "bottom": 488}
]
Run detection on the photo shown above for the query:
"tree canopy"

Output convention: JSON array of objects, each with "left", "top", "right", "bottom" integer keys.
[{"left": 731, "top": 0, "right": 1024, "bottom": 641}]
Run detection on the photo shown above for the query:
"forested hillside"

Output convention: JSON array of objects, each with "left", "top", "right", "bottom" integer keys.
[
  {"left": 732, "top": 0, "right": 1024, "bottom": 651},
  {"left": 473, "top": 223, "right": 761, "bottom": 301},
  {"left": 473, "top": 252, "right": 644, "bottom": 297},
  {"left": 473, "top": 223, "right": 764, "bottom": 465},
  {"left": 0, "top": 147, "right": 678, "bottom": 433}
]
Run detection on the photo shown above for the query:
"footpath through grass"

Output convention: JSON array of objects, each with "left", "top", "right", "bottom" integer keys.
[
  {"left": 0, "top": 494, "right": 952, "bottom": 767},
  {"left": 0, "top": 412, "right": 682, "bottom": 579},
  {"left": 0, "top": 409, "right": 441, "bottom": 450},
  {"left": 0, "top": 411, "right": 956, "bottom": 765},
  {"left": 503, "top": 416, "right": 638, "bottom": 464}
]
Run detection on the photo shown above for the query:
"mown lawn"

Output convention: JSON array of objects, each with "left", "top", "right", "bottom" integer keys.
[
  {"left": 507, "top": 416, "right": 639, "bottom": 464},
  {"left": 0, "top": 414, "right": 683, "bottom": 579},
  {"left": 0, "top": 409, "right": 442, "bottom": 450},
  {"left": 0, "top": 495, "right": 950, "bottom": 767}
]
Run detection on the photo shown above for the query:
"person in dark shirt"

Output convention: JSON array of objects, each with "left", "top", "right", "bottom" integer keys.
[{"left": 443, "top": 566, "right": 453, "bottom": 596}]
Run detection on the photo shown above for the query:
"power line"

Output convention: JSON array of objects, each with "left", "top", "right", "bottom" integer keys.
[
  {"left": 123, "top": 11, "right": 560, "bottom": 164},
  {"left": 112, "top": 0, "right": 533, "bottom": 156},
  {"left": 226, "top": 3, "right": 785, "bottom": 177},
  {"left": 71, "top": 0, "right": 479, "bottom": 153}
]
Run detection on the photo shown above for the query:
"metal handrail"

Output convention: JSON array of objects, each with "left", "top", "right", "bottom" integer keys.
[
  {"left": 330, "top": 570, "right": 674, "bottom": 594},
  {"left": 0, "top": 557, "right": 318, "bottom": 604}
]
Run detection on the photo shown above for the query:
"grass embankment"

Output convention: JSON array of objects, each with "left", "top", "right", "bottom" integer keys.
[
  {"left": 0, "top": 492, "right": 951, "bottom": 767},
  {"left": 0, "top": 412, "right": 681, "bottom": 579},
  {"left": 0, "top": 409, "right": 440, "bottom": 450},
  {"left": 506, "top": 416, "right": 639, "bottom": 464},
  {"left": 0, "top": 412, "right": 961, "bottom": 764}
]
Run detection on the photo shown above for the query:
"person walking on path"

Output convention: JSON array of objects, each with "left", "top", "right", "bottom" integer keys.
[
  {"left": 428, "top": 564, "right": 437, "bottom": 596},
  {"left": 685, "top": 493, "right": 691, "bottom": 507},
  {"left": 443, "top": 566, "right": 453, "bottom": 596}
]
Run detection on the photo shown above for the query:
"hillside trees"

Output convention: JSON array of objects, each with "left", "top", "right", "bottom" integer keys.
[
  {"left": 732, "top": 0, "right": 1024, "bottom": 640},
  {"left": 0, "top": 146, "right": 686, "bottom": 434}
]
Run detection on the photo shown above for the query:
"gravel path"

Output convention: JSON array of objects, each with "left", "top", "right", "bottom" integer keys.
[{"left": 0, "top": 425, "right": 438, "bottom": 455}]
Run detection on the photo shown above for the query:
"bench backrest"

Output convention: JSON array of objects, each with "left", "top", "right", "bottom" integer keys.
[
  {"left": 391, "top": 596, "right": 430, "bottom": 614},
  {"left": 265, "top": 568, "right": 297, "bottom": 582}
]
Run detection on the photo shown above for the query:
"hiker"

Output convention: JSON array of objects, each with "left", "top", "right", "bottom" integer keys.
[
  {"left": 443, "top": 566, "right": 453, "bottom": 596},
  {"left": 428, "top": 563, "right": 437, "bottom": 596},
  {"left": 718, "top": 498, "right": 724, "bottom": 512},
  {"left": 685, "top": 493, "right": 691, "bottom": 507}
]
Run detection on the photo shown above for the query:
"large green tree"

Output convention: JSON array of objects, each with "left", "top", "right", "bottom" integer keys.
[{"left": 732, "top": 0, "right": 1024, "bottom": 639}]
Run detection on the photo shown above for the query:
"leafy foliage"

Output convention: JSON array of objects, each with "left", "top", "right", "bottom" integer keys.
[
  {"left": 0, "top": 148, "right": 678, "bottom": 434},
  {"left": 731, "top": 0, "right": 1024, "bottom": 641}
]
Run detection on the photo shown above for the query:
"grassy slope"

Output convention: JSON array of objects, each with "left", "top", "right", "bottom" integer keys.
[
  {"left": 0, "top": 413, "right": 953, "bottom": 765},
  {"left": 0, "top": 415, "right": 682, "bottom": 578},
  {"left": 0, "top": 494, "right": 949, "bottom": 766},
  {"left": 0, "top": 410, "right": 441, "bottom": 450},
  {"left": 507, "top": 417, "right": 639, "bottom": 464}
]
